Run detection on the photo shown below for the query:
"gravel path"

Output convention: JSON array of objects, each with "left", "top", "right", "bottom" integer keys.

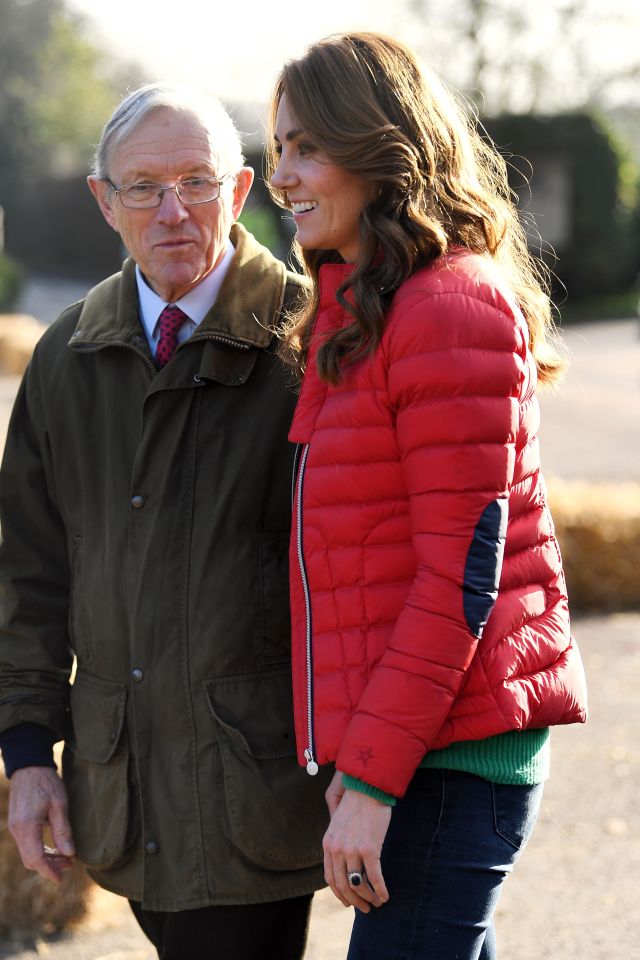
[
  {"left": 0, "top": 612, "right": 636, "bottom": 960},
  {"left": 537, "top": 318, "right": 640, "bottom": 483}
]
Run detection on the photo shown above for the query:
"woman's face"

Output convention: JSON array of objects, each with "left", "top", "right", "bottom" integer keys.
[{"left": 271, "top": 94, "right": 374, "bottom": 263}]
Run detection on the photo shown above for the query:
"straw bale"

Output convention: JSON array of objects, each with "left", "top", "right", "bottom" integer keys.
[
  {"left": 0, "top": 314, "right": 43, "bottom": 376},
  {"left": 548, "top": 479, "right": 640, "bottom": 613}
]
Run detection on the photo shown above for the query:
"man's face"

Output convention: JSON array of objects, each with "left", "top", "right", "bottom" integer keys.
[{"left": 88, "top": 108, "right": 253, "bottom": 302}]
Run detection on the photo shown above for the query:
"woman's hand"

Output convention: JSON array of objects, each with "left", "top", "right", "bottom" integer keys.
[
  {"left": 322, "top": 780, "right": 392, "bottom": 912},
  {"left": 324, "top": 768, "right": 346, "bottom": 816}
]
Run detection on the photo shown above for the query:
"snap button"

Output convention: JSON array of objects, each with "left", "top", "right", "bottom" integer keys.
[
  {"left": 131, "top": 668, "right": 144, "bottom": 683},
  {"left": 146, "top": 841, "right": 159, "bottom": 855},
  {"left": 131, "top": 495, "right": 145, "bottom": 509},
  {"left": 109, "top": 731, "right": 118, "bottom": 744}
]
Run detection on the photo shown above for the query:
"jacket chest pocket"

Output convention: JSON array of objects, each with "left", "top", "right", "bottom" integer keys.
[{"left": 62, "top": 671, "right": 138, "bottom": 869}]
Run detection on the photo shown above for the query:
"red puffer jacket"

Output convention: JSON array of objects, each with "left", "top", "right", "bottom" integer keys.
[{"left": 289, "top": 249, "right": 587, "bottom": 798}]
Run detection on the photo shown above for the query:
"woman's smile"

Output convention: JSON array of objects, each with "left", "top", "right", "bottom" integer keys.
[{"left": 271, "top": 95, "right": 374, "bottom": 263}]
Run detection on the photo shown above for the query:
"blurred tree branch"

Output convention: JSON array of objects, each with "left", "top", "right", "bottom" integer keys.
[
  {"left": 0, "top": 0, "right": 141, "bottom": 203},
  {"left": 401, "top": 0, "right": 640, "bottom": 114}
]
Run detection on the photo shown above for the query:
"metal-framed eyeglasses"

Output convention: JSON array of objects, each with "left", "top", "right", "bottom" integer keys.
[{"left": 104, "top": 174, "right": 232, "bottom": 209}]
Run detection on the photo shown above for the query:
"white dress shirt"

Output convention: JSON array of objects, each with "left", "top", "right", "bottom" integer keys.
[{"left": 136, "top": 240, "right": 235, "bottom": 355}]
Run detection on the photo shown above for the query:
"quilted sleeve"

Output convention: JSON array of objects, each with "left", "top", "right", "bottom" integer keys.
[{"left": 335, "top": 286, "right": 528, "bottom": 796}]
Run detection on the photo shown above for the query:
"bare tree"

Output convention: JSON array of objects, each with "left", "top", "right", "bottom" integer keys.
[{"left": 398, "top": 0, "right": 640, "bottom": 114}]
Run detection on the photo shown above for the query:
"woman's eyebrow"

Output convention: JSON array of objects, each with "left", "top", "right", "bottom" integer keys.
[{"left": 275, "top": 128, "right": 305, "bottom": 143}]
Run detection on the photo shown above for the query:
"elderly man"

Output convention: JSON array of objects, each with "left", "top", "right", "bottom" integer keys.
[{"left": 0, "top": 84, "right": 330, "bottom": 960}]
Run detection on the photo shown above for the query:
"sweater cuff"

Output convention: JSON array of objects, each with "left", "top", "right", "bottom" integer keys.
[
  {"left": 342, "top": 773, "right": 397, "bottom": 806},
  {"left": 0, "top": 723, "right": 58, "bottom": 779}
]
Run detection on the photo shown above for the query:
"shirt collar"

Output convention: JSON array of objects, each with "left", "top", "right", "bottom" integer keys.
[{"left": 136, "top": 240, "right": 236, "bottom": 343}]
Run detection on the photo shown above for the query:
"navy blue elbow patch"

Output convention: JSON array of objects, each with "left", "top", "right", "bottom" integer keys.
[{"left": 463, "top": 499, "right": 508, "bottom": 638}]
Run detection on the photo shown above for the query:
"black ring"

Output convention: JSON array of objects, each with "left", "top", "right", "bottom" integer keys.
[{"left": 348, "top": 871, "right": 364, "bottom": 887}]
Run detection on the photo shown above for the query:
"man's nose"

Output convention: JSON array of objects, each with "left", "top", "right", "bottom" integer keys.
[{"left": 156, "top": 186, "right": 189, "bottom": 222}]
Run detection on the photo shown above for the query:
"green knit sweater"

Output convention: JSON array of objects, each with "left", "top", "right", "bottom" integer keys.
[{"left": 343, "top": 728, "right": 550, "bottom": 805}]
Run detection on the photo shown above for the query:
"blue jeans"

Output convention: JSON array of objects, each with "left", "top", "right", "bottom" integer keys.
[{"left": 347, "top": 768, "right": 543, "bottom": 960}]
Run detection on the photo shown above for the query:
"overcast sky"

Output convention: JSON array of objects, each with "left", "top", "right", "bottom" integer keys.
[
  {"left": 66, "top": 0, "right": 640, "bottom": 125},
  {"left": 67, "top": 0, "right": 403, "bottom": 103}
]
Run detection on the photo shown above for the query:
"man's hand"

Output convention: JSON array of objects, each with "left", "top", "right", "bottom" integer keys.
[
  {"left": 8, "top": 766, "right": 75, "bottom": 885},
  {"left": 323, "top": 785, "right": 391, "bottom": 913}
]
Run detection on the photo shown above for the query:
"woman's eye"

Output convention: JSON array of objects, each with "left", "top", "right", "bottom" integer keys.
[{"left": 298, "top": 141, "right": 315, "bottom": 156}]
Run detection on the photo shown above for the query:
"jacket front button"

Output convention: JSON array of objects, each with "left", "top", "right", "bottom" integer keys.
[
  {"left": 131, "top": 668, "right": 144, "bottom": 683},
  {"left": 131, "top": 495, "right": 145, "bottom": 509},
  {"left": 146, "top": 841, "right": 159, "bottom": 855}
]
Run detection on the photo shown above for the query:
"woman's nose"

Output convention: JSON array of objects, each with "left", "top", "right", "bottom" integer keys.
[{"left": 271, "top": 156, "right": 297, "bottom": 190}]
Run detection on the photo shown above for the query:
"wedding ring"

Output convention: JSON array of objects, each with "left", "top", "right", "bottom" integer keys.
[{"left": 348, "top": 871, "right": 364, "bottom": 887}]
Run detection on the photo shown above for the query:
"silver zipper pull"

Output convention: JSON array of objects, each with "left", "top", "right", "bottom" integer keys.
[{"left": 304, "top": 748, "right": 319, "bottom": 776}]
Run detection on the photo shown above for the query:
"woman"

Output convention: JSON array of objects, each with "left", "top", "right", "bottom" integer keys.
[{"left": 267, "top": 32, "right": 587, "bottom": 960}]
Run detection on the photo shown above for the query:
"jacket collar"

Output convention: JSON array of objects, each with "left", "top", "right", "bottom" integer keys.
[
  {"left": 288, "top": 262, "right": 356, "bottom": 444},
  {"left": 69, "top": 223, "right": 288, "bottom": 352},
  {"left": 317, "top": 261, "right": 355, "bottom": 310}
]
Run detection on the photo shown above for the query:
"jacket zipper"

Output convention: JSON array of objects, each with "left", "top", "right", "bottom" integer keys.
[
  {"left": 200, "top": 334, "right": 251, "bottom": 350},
  {"left": 72, "top": 342, "right": 157, "bottom": 373},
  {"left": 291, "top": 443, "right": 302, "bottom": 511},
  {"left": 73, "top": 332, "right": 250, "bottom": 365},
  {"left": 294, "top": 442, "right": 318, "bottom": 776}
]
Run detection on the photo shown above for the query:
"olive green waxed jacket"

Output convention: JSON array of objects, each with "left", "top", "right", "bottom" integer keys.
[{"left": 0, "top": 225, "right": 332, "bottom": 909}]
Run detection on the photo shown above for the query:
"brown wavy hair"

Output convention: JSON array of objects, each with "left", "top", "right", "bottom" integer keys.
[{"left": 265, "top": 31, "right": 564, "bottom": 386}]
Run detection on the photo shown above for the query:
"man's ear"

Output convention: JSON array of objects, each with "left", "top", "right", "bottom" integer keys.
[
  {"left": 231, "top": 167, "right": 255, "bottom": 221},
  {"left": 87, "top": 175, "right": 120, "bottom": 231}
]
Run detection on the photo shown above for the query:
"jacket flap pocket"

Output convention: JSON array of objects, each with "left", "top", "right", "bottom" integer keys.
[
  {"left": 204, "top": 669, "right": 330, "bottom": 871},
  {"left": 63, "top": 671, "right": 135, "bottom": 870},
  {"left": 205, "top": 669, "right": 295, "bottom": 759},
  {"left": 68, "top": 671, "right": 127, "bottom": 763}
]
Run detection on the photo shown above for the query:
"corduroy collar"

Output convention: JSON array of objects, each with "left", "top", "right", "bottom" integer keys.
[{"left": 68, "top": 223, "right": 289, "bottom": 352}]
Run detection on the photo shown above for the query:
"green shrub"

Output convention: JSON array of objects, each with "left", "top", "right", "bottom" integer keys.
[
  {"left": 238, "top": 207, "right": 282, "bottom": 256},
  {"left": 484, "top": 113, "right": 640, "bottom": 300},
  {"left": 560, "top": 288, "right": 638, "bottom": 323},
  {"left": 0, "top": 254, "right": 24, "bottom": 311}
]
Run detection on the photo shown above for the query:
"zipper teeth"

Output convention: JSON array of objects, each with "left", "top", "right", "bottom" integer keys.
[
  {"left": 72, "top": 342, "right": 157, "bottom": 373},
  {"left": 73, "top": 333, "right": 250, "bottom": 367},
  {"left": 201, "top": 334, "right": 251, "bottom": 350},
  {"left": 291, "top": 443, "right": 302, "bottom": 512},
  {"left": 295, "top": 443, "right": 315, "bottom": 764}
]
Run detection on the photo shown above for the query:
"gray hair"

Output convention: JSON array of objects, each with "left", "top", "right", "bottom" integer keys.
[{"left": 92, "top": 82, "right": 245, "bottom": 179}]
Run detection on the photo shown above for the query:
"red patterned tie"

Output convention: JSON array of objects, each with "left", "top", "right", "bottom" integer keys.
[{"left": 155, "top": 305, "right": 188, "bottom": 367}]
